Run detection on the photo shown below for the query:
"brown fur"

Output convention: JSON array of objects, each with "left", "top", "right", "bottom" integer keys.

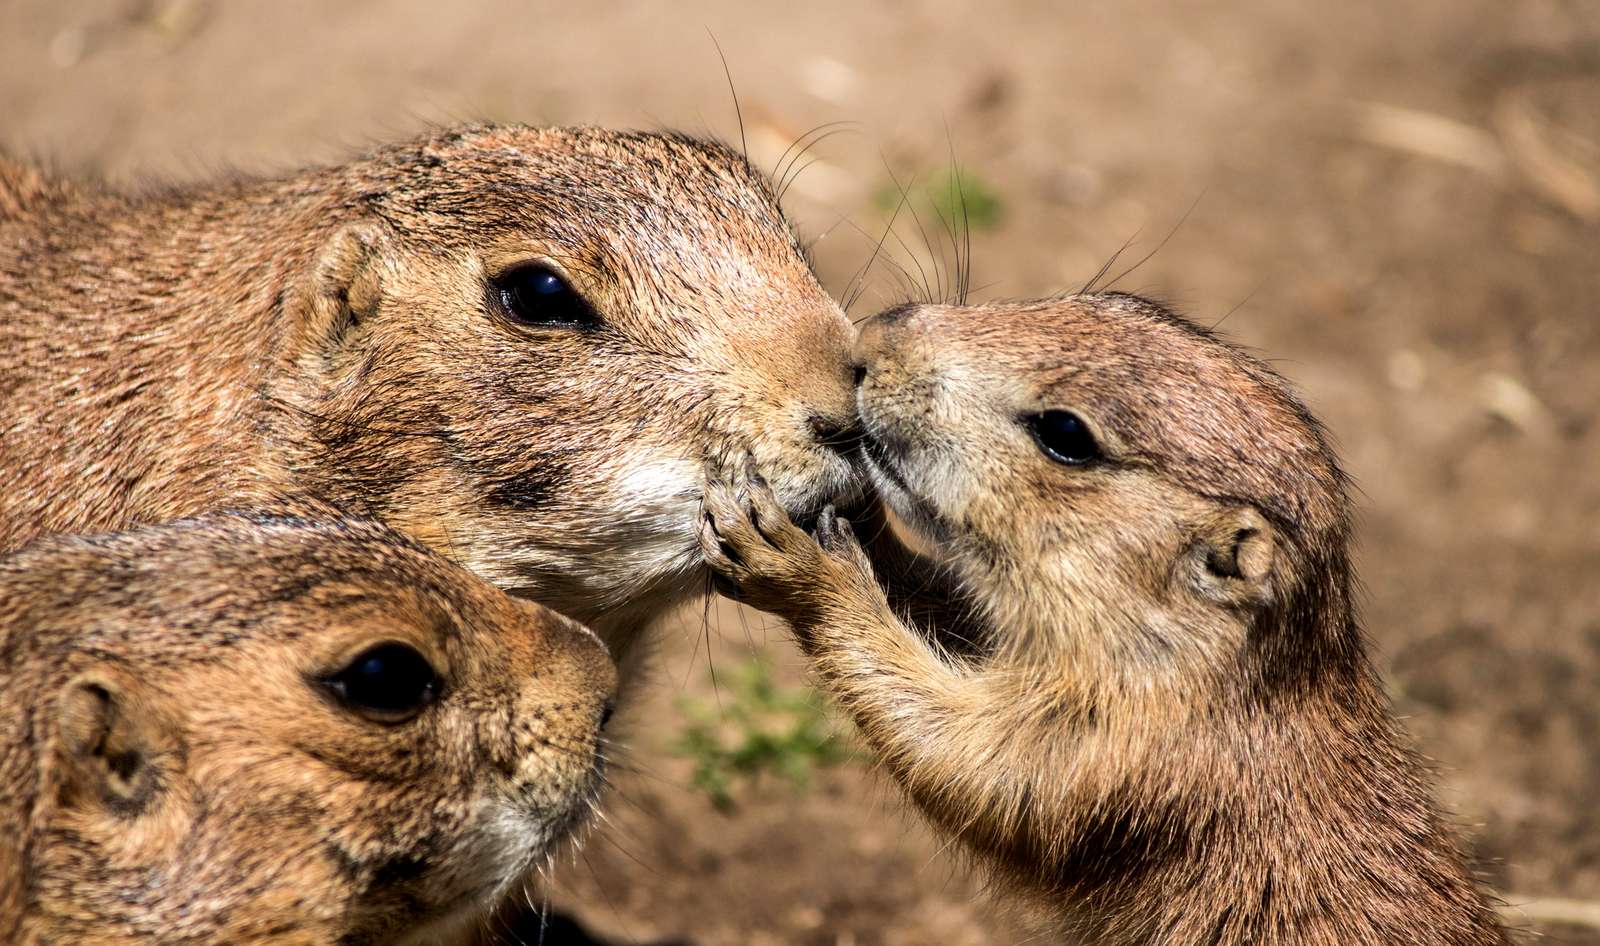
[
  {"left": 703, "top": 294, "right": 1510, "bottom": 944},
  {"left": 0, "top": 512, "right": 616, "bottom": 945},
  {"left": 0, "top": 125, "right": 857, "bottom": 668}
]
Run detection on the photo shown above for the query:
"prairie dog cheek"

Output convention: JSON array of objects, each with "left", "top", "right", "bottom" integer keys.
[
  {"left": 612, "top": 455, "right": 700, "bottom": 512},
  {"left": 605, "top": 454, "right": 704, "bottom": 571}
]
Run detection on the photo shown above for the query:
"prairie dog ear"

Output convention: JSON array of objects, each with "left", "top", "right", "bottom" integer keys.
[
  {"left": 1183, "top": 506, "right": 1276, "bottom": 609},
  {"left": 52, "top": 669, "right": 180, "bottom": 817},
  {"left": 297, "top": 222, "right": 389, "bottom": 354}
]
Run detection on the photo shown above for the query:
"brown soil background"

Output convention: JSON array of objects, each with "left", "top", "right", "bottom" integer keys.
[{"left": 5, "top": 1, "right": 1598, "bottom": 943}]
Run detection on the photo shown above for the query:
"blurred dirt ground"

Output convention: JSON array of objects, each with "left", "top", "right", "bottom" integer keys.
[{"left": 5, "top": 1, "right": 1598, "bottom": 943}]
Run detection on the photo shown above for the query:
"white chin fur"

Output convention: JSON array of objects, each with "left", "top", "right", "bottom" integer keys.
[
  {"left": 489, "top": 451, "right": 855, "bottom": 612},
  {"left": 601, "top": 454, "right": 705, "bottom": 584},
  {"left": 862, "top": 452, "right": 945, "bottom": 547},
  {"left": 387, "top": 805, "right": 549, "bottom": 946}
]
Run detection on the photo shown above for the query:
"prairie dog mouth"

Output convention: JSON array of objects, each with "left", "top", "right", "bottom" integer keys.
[
  {"left": 859, "top": 434, "right": 914, "bottom": 500},
  {"left": 858, "top": 433, "right": 955, "bottom": 547}
]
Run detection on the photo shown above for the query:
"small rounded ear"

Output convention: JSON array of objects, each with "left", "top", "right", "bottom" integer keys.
[
  {"left": 1183, "top": 506, "right": 1276, "bottom": 609},
  {"left": 296, "top": 222, "right": 389, "bottom": 355},
  {"left": 52, "top": 670, "right": 180, "bottom": 817}
]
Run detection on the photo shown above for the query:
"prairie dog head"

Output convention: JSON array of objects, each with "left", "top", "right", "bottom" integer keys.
[
  {"left": 277, "top": 126, "right": 857, "bottom": 643},
  {"left": 851, "top": 295, "right": 1351, "bottom": 696},
  {"left": 0, "top": 514, "right": 617, "bottom": 946}
]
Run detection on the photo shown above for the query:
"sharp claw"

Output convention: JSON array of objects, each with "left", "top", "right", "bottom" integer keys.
[
  {"left": 817, "top": 504, "right": 838, "bottom": 535},
  {"left": 813, "top": 505, "right": 837, "bottom": 548}
]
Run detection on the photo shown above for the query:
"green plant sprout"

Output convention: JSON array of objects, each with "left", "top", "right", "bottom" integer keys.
[{"left": 673, "top": 655, "right": 851, "bottom": 810}]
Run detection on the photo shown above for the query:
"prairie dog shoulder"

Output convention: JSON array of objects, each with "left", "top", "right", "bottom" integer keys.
[
  {"left": 704, "top": 294, "right": 1509, "bottom": 945},
  {"left": 0, "top": 513, "right": 616, "bottom": 946}
]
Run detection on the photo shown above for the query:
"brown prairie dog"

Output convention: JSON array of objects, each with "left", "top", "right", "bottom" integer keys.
[
  {"left": 703, "top": 294, "right": 1510, "bottom": 945},
  {"left": 0, "top": 125, "right": 858, "bottom": 672},
  {"left": 0, "top": 512, "right": 617, "bottom": 946}
]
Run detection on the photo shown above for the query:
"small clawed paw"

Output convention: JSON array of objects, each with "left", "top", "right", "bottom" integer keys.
[
  {"left": 697, "top": 458, "right": 823, "bottom": 611},
  {"left": 814, "top": 505, "right": 853, "bottom": 554},
  {"left": 814, "top": 505, "right": 875, "bottom": 582}
]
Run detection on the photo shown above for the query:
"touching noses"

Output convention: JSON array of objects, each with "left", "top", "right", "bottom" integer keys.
[
  {"left": 848, "top": 302, "right": 918, "bottom": 395},
  {"left": 794, "top": 314, "right": 862, "bottom": 456}
]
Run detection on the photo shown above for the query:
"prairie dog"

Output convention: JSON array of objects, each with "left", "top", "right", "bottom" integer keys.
[
  {"left": 0, "top": 125, "right": 858, "bottom": 668},
  {"left": 702, "top": 295, "right": 1510, "bottom": 945},
  {"left": 0, "top": 513, "right": 617, "bottom": 946}
]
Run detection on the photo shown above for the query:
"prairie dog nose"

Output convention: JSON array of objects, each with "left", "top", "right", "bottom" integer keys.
[
  {"left": 744, "top": 298, "right": 856, "bottom": 453},
  {"left": 803, "top": 351, "right": 860, "bottom": 450},
  {"left": 505, "top": 602, "right": 619, "bottom": 720},
  {"left": 546, "top": 613, "right": 620, "bottom": 714},
  {"left": 851, "top": 302, "right": 924, "bottom": 375}
]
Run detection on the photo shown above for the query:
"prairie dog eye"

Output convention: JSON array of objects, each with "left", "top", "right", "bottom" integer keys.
[
  {"left": 1026, "top": 411, "right": 1101, "bottom": 466},
  {"left": 322, "top": 642, "right": 441, "bottom": 724},
  {"left": 493, "top": 264, "right": 599, "bottom": 328}
]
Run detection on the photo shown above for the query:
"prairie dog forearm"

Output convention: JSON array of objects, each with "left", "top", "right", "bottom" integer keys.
[{"left": 792, "top": 601, "right": 1085, "bottom": 875}]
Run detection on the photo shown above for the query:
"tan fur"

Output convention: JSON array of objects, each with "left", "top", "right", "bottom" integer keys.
[
  {"left": 703, "top": 294, "right": 1510, "bottom": 944},
  {"left": 0, "top": 126, "right": 857, "bottom": 668},
  {"left": 0, "top": 512, "right": 616, "bottom": 946}
]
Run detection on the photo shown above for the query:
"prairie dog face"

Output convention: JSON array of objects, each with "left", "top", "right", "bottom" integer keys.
[
  {"left": 283, "top": 127, "right": 858, "bottom": 640},
  {"left": 3, "top": 515, "right": 616, "bottom": 946},
  {"left": 851, "top": 295, "right": 1346, "bottom": 675}
]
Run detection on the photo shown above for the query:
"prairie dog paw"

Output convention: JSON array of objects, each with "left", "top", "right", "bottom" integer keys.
[
  {"left": 698, "top": 461, "right": 876, "bottom": 620},
  {"left": 815, "top": 505, "right": 877, "bottom": 578}
]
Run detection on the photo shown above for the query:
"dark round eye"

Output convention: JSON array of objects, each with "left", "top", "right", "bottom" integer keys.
[
  {"left": 1027, "top": 411, "right": 1101, "bottom": 466},
  {"left": 323, "top": 642, "right": 441, "bottom": 724},
  {"left": 493, "top": 264, "right": 598, "bottom": 328}
]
